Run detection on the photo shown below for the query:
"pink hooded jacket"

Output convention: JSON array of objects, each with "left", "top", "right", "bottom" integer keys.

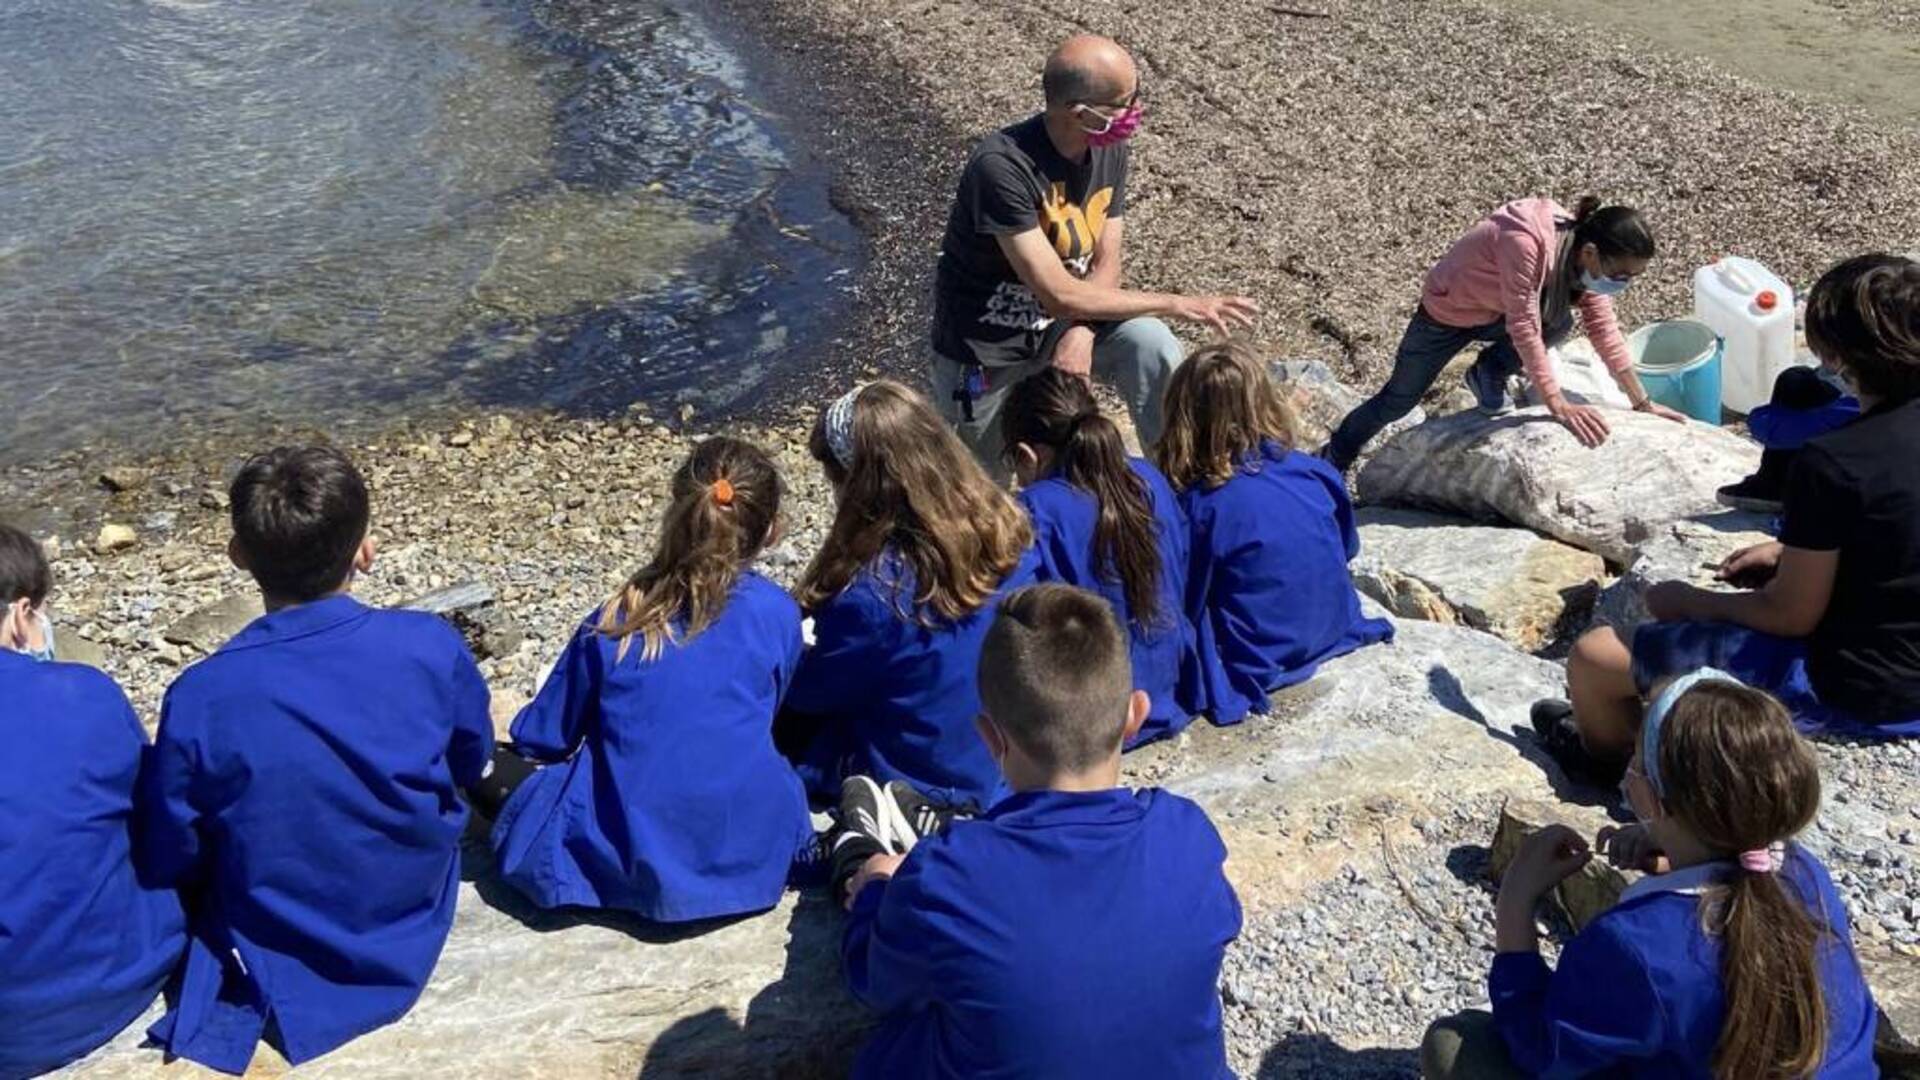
[{"left": 1420, "top": 198, "right": 1633, "bottom": 401}]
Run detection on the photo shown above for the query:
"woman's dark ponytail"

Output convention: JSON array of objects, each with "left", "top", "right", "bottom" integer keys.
[
  {"left": 1004, "top": 370, "right": 1166, "bottom": 629},
  {"left": 1571, "top": 196, "right": 1656, "bottom": 260}
]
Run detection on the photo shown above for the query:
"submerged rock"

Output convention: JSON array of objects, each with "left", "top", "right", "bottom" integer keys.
[
  {"left": 1356, "top": 408, "right": 1761, "bottom": 565},
  {"left": 161, "top": 593, "right": 266, "bottom": 656},
  {"left": 1351, "top": 508, "right": 1605, "bottom": 651},
  {"left": 94, "top": 523, "right": 139, "bottom": 554}
]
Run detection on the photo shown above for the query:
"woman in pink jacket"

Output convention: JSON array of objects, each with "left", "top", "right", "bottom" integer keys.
[{"left": 1325, "top": 197, "right": 1685, "bottom": 471}]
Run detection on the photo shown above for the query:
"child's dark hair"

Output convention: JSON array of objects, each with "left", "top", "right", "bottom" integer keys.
[
  {"left": 0, "top": 523, "right": 52, "bottom": 607},
  {"left": 1002, "top": 370, "right": 1165, "bottom": 628},
  {"left": 1804, "top": 253, "right": 1920, "bottom": 405},
  {"left": 599, "top": 437, "right": 780, "bottom": 662},
  {"left": 1151, "top": 340, "right": 1298, "bottom": 492},
  {"left": 229, "top": 445, "right": 371, "bottom": 602},
  {"left": 1569, "top": 196, "right": 1656, "bottom": 261},
  {"left": 1658, "top": 682, "right": 1827, "bottom": 1080},
  {"left": 978, "top": 584, "right": 1132, "bottom": 772},
  {"left": 797, "top": 380, "right": 1033, "bottom": 622}
]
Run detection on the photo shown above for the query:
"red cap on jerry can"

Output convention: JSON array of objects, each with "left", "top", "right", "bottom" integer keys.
[{"left": 1755, "top": 290, "right": 1779, "bottom": 312}]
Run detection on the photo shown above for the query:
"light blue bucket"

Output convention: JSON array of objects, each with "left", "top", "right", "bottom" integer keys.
[{"left": 1630, "top": 320, "right": 1723, "bottom": 424}]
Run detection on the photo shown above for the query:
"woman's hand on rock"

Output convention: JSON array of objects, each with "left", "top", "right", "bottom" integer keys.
[
  {"left": 1546, "top": 395, "right": 1611, "bottom": 448},
  {"left": 1643, "top": 580, "right": 1699, "bottom": 622},
  {"left": 1716, "top": 541, "right": 1784, "bottom": 589},
  {"left": 1636, "top": 400, "right": 1689, "bottom": 425}
]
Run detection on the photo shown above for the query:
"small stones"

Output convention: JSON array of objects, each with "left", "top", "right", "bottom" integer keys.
[
  {"left": 97, "top": 467, "right": 146, "bottom": 493},
  {"left": 94, "top": 523, "right": 138, "bottom": 554}
]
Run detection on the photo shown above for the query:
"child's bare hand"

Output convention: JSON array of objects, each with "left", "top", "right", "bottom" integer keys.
[
  {"left": 1597, "top": 824, "right": 1669, "bottom": 875},
  {"left": 1500, "top": 824, "right": 1592, "bottom": 906},
  {"left": 842, "top": 852, "right": 906, "bottom": 910}
]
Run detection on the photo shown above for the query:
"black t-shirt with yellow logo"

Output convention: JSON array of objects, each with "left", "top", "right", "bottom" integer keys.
[{"left": 931, "top": 114, "right": 1129, "bottom": 369}]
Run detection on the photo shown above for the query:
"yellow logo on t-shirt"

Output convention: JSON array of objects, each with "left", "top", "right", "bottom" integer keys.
[{"left": 1040, "top": 183, "right": 1114, "bottom": 269}]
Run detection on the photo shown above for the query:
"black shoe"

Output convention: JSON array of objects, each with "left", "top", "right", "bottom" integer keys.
[
  {"left": 1716, "top": 448, "right": 1795, "bottom": 514},
  {"left": 884, "top": 781, "right": 956, "bottom": 852},
  {"left": 1529, "top": 700, "right": 1627, "bottom": 788},
  {"left": 839, "top": 776, "right": 899, "bottom": 856},
  {"left": 827, "top": 828, "right": 889, "bottom": 902}
]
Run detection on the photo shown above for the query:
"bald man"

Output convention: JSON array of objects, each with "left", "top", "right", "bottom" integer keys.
[{"left": 930, "top": 34, "right": 1258, "bottom": 467}]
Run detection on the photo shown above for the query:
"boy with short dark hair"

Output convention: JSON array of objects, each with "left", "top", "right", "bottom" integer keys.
[
  {"left": 1, "top": 523, "right": 185, "bottom": 1077},
  {"left": 838, "top": 583, "right": 1241, "bottom": 1079},
  {"left": 136, "top": 445, "right": 493, "bottom": 1073}
]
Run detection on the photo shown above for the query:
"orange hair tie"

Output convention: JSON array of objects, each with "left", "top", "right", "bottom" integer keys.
[{"left": 710, "top": 477, "right": 735, "bottom": 507}]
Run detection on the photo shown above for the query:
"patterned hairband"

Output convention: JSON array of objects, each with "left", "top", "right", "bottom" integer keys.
[
  {"left": 823, "top": 386, "right": 861, "bottom": 471},
  {"left": 1640, "top": 667, "right": 1738, "bottom": 798}
]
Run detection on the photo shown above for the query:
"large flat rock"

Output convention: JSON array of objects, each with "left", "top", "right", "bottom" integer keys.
[
  {"left": 1351, "top": 508, "right": 1605, "bottom": 651},
  {"left": 1271, "top": 359, "right": 1423, "bottom": 460},
  {"left": 1356, "top": 408, "right": 1762, "bottom": 565},
  {"left": 1591, "top": 511, "right": 1777, "bottom": 639}
]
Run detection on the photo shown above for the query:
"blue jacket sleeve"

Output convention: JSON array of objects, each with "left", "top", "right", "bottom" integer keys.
[
  {"left": 1490, "top": 920, "right": 1666, "bottom": 1077},
  {"left": 1306, "top": 455, "right": 1362, "bottom": 562},
  {"left": 446, "top": 637, "right": 494, "bottom": 788},
  {"left": 134, "top": 686, "right": 207, "bottom": 889},
  {"left": 773, "top": 604, "right": 805, "bottom": 706},
  {"left": 840, "top": 857, "right": 941, "bottom": 1013},
  {"left": 787, "top": 588, "right": 893, "bottom": 717},
  {"left": 509, "top": 618, "right": 604, "bottom": 763}
]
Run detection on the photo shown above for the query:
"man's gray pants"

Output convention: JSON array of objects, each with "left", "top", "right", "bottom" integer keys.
[{"left": 930, "top": 317, "right": 1185, "bottom": 472}]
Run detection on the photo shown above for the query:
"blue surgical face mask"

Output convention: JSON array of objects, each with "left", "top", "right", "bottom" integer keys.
[
  {"left": 12, "top": 608, "right": 54, "bottom": 662},
  {"left": 1580, "top": 269, "right": 1630, "bottom": 297}
]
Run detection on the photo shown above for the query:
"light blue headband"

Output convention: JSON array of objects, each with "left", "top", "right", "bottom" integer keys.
[
  {"left": 823, "top": 386, "right": 861, "bottom": 470},
  {"left": 1640, "top": 667, "right": 1739, "bottom": 797}
]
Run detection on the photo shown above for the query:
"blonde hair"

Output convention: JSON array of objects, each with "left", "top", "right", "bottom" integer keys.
[
  {"left": 1152, "top": 340, "right": 1297, "bottom": 491},
  {"left": 794, "top": 380, "right": 1032, "bottom": 622},
  {"left": 598, "top": 437, "right": 780, "bottom": 662}
]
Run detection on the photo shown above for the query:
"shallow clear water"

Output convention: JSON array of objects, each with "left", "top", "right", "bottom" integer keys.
[{"left": 0, "top": 0, "right": 857, "bottom": 458}]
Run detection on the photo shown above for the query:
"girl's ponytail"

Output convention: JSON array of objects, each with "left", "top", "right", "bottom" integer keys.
[
  {"left": 599, "top": 437, "right": 781, "bottom": 661},
  {"left": 1569, "top": 196, "right": 1656, "bottom": 261},
  {"left": 1004, "top": 369, "right": 1165, "bottom": 629},
  {"left": 1657, "top": 682, "right": 1828, "bottom": 1080}
]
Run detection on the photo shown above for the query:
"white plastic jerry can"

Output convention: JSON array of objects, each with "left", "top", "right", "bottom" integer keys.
[{"left": 1692, "top": 256, "right": 1796, "bottom": 415}]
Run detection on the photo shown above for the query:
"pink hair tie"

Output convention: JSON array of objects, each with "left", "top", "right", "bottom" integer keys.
[{"left": 1739, "top": 844, "right": 1784, "bottom": 874}]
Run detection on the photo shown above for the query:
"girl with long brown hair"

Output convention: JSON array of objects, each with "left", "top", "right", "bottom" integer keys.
[
  {"left": 1441, "top": 674, "right": 1878, "bottom": 1078},
  {"left": 785, "top": 380, "right": 1037, "bottom": 813},
  {"left": 481, "top": 437, "right": 816, "bottom": 923},
  {"left": 1001, "top": 368, "right": 1209, "bottom": 747},
  {"left": 1153, "top": 341, "right": 1391, "bottom": 726}
]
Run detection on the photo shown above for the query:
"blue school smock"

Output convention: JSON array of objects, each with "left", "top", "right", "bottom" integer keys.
[
  {"left": 841, "top": 787, "right": 1242, "bottom": 1079},
  {"left": 489, "top": 574, "right": 812, "bottom": 922},
  {"left": 1490, "top": 847, "right": 1879, "bottom": 1077},
  {"left": 1020, "top": 457, "right": 1208, "bottom": 748},
  {"left": 1181, "top": 442, "right": 1393, "bottom": 723},
  {"left": 0, "top": 651, "right": 185, "bottom": 1079},
  {"left": 787, "top": 549, "right": 1039, "bottom": 812},
  {"left": 135, "top": 596, "right": 493, "bottom": 1075}
]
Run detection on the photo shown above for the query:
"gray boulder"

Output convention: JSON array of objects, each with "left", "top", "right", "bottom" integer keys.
[
  {"left": 1271, "top": 360, "right": 1423, "bottom": 457},
  {"left": 1590, "top": 512, "right": 1777, "bottom": 638},
  {"left": 1351, "top": 508, "right": 1605, "bottom": 652},
  {"left": 1356, "top": 408, "right": 1762, "bottom": 565}
]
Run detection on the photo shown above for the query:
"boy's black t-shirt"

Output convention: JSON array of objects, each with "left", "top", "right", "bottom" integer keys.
[
  {"left": 1779, "top": 397, "right": 1920, "bottom": 720},
  {"left": 931, "top": 115, "right": 1129, "bottom": 369}
]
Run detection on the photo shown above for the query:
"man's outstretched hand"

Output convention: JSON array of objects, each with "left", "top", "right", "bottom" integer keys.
[{"left": 1171, "top": 294, "right": 1261, "bottom": 338}]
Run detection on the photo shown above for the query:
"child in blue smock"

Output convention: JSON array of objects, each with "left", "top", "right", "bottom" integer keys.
[
  {"left": 1423, "top": 673, "right": 1878, "bottom": 1078},
  {"left": 135, "top": 446, "right": 493, "bottom": 1075},
  {"left": 1002, "top": 368, "right": 1208, "bottom": 747},
  {"left": 477, "top": 438, "right": 814, "bottom": 923},
  {"left": 783, "top": 380, "right": 1038, "bottom": 812},
  {"left": 835, "top": 584, "right": 1242, "bottom": 1079},
  {"left": 0, "top": 525, "right": 184, "bottom": 1078},
  {"left": 1153, "top": 342, "right": 1393, "bottom": 724}
]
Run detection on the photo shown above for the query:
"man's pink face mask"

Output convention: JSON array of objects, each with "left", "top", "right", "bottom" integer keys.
[{"left": 1077, "top": 102, "right": 1143, "bottom": 147}]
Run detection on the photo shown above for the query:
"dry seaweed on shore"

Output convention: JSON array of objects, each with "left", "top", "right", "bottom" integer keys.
[{"left": 735, "top": 0, "right": 1920, "bottom": 395}]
